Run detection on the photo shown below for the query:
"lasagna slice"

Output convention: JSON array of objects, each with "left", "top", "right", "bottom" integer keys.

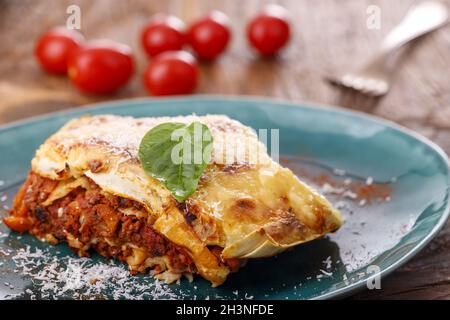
[{"left": 4, "top": 114, "right": 342, "bottom": 286}]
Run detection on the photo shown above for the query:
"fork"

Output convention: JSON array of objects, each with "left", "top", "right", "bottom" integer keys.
[{"left": 328, "top": 1, "right": 449, "bottom": 97}]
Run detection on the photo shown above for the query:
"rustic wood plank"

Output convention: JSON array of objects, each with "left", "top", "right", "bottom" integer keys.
[{"left": 0, "top": 0, "right": 449, "bottom": 299}]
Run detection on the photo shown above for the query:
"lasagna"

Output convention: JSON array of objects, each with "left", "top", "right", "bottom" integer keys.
[{"left": 4, "top": 114, "right": 342, "bottom": 286}]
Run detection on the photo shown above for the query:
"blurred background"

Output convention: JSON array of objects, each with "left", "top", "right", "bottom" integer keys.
[{"left": 0, "top": 0, "right": 449, "bottom": 299}]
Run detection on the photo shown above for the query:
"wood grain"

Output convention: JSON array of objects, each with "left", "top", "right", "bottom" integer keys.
[{"left": 0, "top": 0, "right": 449, "bottom": 300}]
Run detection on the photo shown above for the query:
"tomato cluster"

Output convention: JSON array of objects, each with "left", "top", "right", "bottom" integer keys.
[
  {"left": 35, "top": 5, "right": 291, "bottom": 96},
  {"left": 35, "top": 29, "right": 134, "bottom": 94},
  {"left": 140, "top": 11, "right": 233, "bottom": 95}
]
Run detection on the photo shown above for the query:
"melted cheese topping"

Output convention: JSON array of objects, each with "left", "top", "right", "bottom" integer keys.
[{"left": 31, "top": 114, "right": 342, "bottom": 286}]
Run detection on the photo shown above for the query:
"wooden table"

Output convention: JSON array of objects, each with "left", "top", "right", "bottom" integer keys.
[{"left": 0, "top": 0, "right": 449, "bottom": 300}]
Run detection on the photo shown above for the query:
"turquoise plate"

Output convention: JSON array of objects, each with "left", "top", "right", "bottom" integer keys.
[{"left": 0, "top": 96, "right": 448, "bottom": 300}]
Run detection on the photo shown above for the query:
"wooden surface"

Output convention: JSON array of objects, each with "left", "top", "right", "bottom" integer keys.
[{"left": 0, "top": 0, "right": 449, "bottom": 300}]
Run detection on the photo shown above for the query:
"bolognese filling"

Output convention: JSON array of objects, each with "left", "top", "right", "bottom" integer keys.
[{"left": 5, "top": 172, "right": 200, "bottom": 282}]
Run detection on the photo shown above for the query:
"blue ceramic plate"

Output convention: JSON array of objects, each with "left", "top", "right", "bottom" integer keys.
[{"left": 0, "top": 96, "right": 448, "bottom": 300}]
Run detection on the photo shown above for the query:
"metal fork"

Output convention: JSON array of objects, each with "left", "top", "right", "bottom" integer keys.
[{"left": 328, "top": 1, "right": 449, "bottom": 97}]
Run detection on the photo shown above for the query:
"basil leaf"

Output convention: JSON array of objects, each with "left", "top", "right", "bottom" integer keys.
[{"left": 138, "top": 121, "right": 213, "bottom": 202}]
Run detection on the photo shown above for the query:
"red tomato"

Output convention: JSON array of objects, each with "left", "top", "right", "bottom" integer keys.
[
  {"left": 35, "top": 27, "right": 84, "bottom": 74},
  {"left": 141, "top": 14, "right": 186, "bottom": 57},
  {"left": 143, "top": 51, "right": 198, "bottom": 96},
  {"left": 247, "top": 4, "right": 291, "bottom": 56},
  {"left": 187, "top": 11, "right": 231, "bottom": 60},
  {"left": 68, "top": 40, "right": 134, "bottom": 94}
]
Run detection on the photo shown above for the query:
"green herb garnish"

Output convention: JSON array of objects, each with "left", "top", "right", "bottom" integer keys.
[{"left": 138, "top": 121, "right": 213, "bottom": 202}]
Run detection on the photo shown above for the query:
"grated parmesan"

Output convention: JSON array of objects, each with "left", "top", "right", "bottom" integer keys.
[{"left": 8, "top": 245, "right": 185, "bottom": 300}]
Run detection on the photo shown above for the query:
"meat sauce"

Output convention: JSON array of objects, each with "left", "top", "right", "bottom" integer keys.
[{"left": 4, "top": 172, "right": 194, "bottom": 274}]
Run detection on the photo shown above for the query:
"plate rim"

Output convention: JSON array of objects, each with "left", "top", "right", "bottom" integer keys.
[{"left": 0, "top": 95, "right": 449, "bottom": 300}]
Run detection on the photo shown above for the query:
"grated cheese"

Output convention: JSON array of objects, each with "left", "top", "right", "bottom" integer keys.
[{"left": 8, "top": 245, "right": 186, "bottom": 300}]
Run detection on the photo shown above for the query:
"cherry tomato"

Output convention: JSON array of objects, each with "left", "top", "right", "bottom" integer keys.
[
  {"left": 247, "top": 4, "right": 291, "bottom": 56},
  {"left": 187, "top": 11, "right": 231, "bottom": 60},
  {"left": 141, "top": 14, "right": 186, "bottom": 57},
  {"left": 35, "top": 27, "right": 84, "bottom": 74},
  {"left": 67, "top": 40, "right": 134, "bottom": 94},
  {"left": 143, "top": 51, "right": 198, "bottom": 96}
]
